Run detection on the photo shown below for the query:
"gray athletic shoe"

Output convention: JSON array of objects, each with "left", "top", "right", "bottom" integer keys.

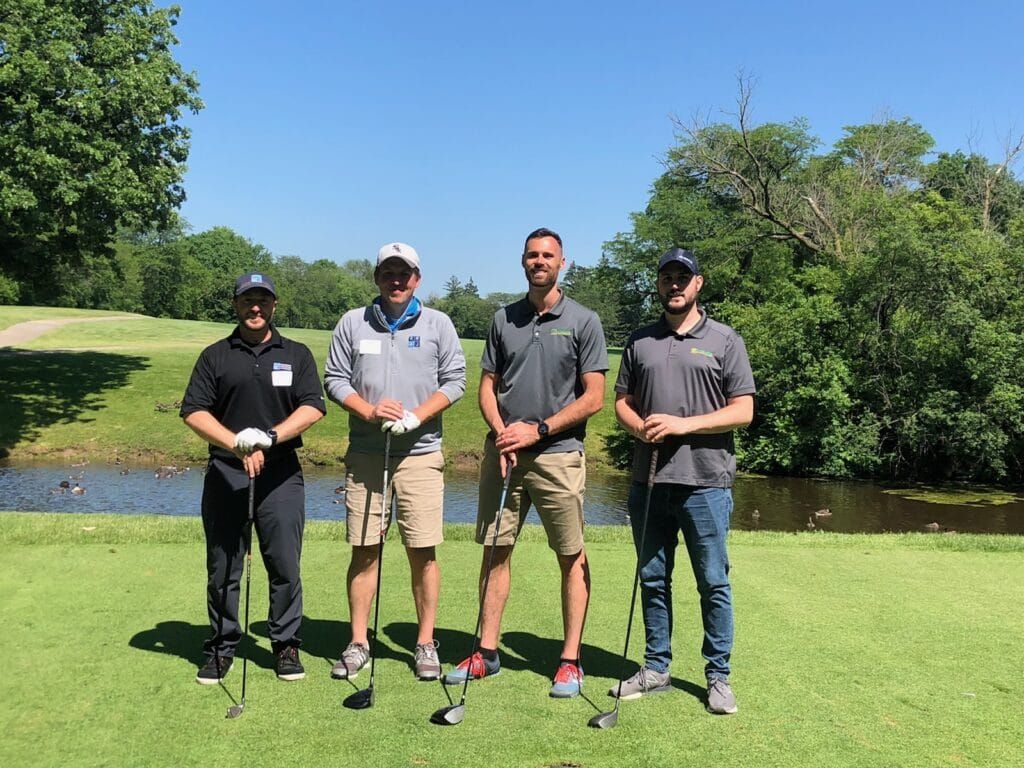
[
  {"left": 331, "top": 642, "right": 370, "bottom": 680},
  {"left": 607, "top": 667, "right": 672, "bottom": 700},
  {"left": 706, "top": 677, "right": 738, "bottom": 714},
  {"left": 413, "top": 641, "right": 441, "bottom": 680}
]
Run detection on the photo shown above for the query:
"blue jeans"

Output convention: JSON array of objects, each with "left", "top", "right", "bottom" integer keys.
[{"left": 628, "top": 483, "right": 733, "bottom": 680}]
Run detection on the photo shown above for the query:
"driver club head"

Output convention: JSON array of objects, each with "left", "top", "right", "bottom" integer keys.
[
  {"left": 343, "top": 686, "right": 375, "bottom": 710},
  {"left": 226, "top": 704, "right": 245, "bottom": 719},
  {"left": 429, "top": 703, "right": 465, "bottom": 726},
  {"left": 587, "top": 709, "right": 619, "bottom": 729}
]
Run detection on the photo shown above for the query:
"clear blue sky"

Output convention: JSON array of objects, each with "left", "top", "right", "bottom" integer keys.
[{"left": 173, "top": 0, "right": 1024, "bottom": 297}]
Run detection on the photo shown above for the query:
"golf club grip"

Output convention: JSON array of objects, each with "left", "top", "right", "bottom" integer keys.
[{"left": 647, "top": 447, "right": 659, "bottom": 486}]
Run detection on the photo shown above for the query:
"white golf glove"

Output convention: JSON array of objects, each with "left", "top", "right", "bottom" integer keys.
[
  {"left": 234, "top": 428, "right": 272, "bottom": 453},
  {"left": 382, "top": 410, "right": 421, "bottom": 435}
]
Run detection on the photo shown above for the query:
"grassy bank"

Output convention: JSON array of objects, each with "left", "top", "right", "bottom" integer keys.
[
  {"left": 0, "top": 307, "right": 621, "bottom": 468},
  {"left": 1, "top": 513, "right": 1021, "bottom": 767}
]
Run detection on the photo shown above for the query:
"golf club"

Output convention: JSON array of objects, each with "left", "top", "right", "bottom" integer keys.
[
  {"left": 430, "top": 465, "right": 514, "bottom": 726},
  {"left": 343, "top": 430, "right": 392, "bottom": 710},
  {"left": 226, "top": 474, "right": 256, "bottom": 719},
  {"left": 588, "top": 446, "right": 659, "bottom": 729}
]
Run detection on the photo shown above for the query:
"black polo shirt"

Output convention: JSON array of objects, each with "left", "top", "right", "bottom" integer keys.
[
  {"left": 180, "top": 326, "right": 326, "bottom": 461},
  {"left": 616, "top": 311, "right": 755, "bottom": 487}
]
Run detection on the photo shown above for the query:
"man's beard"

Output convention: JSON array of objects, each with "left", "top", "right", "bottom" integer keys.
[{"left": 660, "top": 293, "right": 696, "bottom": 316}]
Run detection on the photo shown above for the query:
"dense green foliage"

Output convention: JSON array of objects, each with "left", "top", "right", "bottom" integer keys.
[
  {"left": 589, "top": 98, "right": 1024, "bottom": 483},
  {"left": 428, "top": 276, "right": 519, "bottom": 339},
  {"left": 0, "top": 0, "right": 202, "bottom": 303}
]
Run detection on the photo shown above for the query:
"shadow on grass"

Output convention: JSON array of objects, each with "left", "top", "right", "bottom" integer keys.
[
  {"left": 128, "top": 620, "right": 275, "bottom": 670},
  {"left": 0, "top": 349, "right": 149, "bottom": 458}
]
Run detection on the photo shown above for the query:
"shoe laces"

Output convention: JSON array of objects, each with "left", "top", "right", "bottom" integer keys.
[
  {"left": 415, "top": 640, "right": 439, "bottom": 662},
  {"left": 554, "top": 662, "right": 582, "bottom": 684},
  {"left": 343, "top": 642, "right": 368, "bottom": 664},
  {"left": 457, "top": 651, "right": 486, "bottom": 677},
  {"left": 279, "top": 646, "right": 298, "bottom": 663}
]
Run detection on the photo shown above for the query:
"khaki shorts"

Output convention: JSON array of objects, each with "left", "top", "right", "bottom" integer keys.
[
  {"left": 475, "top": 438, "right": 586, "bottom": 556},
  {"left": 344, "top": 450, "right": 445, "bottom": 548}
]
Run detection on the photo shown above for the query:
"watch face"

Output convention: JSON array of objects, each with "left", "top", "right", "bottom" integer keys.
[{"left": 538, "top": 422, "right": 549, "bottom": 437}]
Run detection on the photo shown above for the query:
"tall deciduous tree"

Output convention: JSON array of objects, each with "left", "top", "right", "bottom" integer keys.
[{"left": 0, "top": 0, "right": 202, "bottom": 302}]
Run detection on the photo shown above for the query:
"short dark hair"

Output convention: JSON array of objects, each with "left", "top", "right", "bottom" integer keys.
[{"left": 523, "top": 227, "right": 562, "bottom": 252}]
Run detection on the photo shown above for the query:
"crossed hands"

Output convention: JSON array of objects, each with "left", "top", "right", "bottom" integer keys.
[
  {"left": 372, "top": 398, "right": 422, "bottom": 436},
  {"left": 233, "top": 427, "right": 272, "bottom": 477},
  {"left": 635, "top": 413, "right": 696, "bottom": 443}
]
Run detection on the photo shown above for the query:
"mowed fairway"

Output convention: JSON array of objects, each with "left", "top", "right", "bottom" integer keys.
[
  {"left": 0, "top": 307, "right": 621, "bottom": 467},
  {"left": 1, "top": 515, "right": 1022, "bottom": 768}
]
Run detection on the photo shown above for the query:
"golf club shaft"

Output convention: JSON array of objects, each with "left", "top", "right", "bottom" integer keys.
[
  {"left": 239, "top": 475, "right": 255, "bottom": 707},
  {"left": 365, "top": 430, "right": 392, "bottom": 693},
  {"left": 458, "top": 466, "right": 514, "bottom": 705},
  {"left": 611, "top": 446, "right": 659, "bottom": 705}
]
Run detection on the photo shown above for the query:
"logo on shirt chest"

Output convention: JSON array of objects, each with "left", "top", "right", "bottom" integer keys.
[
  {"left": 550, "top": 328, "right": 572, "bottom": 337},
  {"left": 408, "top": 336, "right": 421, "bottom": 348},
  {"left": 690, "top": 347, "right": 714, "bottom": 359}
]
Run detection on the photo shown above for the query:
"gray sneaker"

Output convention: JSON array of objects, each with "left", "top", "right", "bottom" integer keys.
[
  {"left": 413, "top": 641, "right": 441, "bottom": 680},
  {"left": 706, "top": 677, "right": 738, "bottom": 714},
  {"left": 331, "top": 642, "right": 370, "bottom": 680},
  {"left": 607, "top": 667, "right": 672, "bottom": 700}
]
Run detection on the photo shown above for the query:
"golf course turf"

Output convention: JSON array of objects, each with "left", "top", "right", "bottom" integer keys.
[{"left": 1, "top": 514, "right": 1021, "bottom": 768}]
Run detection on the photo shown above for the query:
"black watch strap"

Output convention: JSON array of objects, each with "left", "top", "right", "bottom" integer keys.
[
  {"left": 268, "top": 429, "right": 279, "bottom": 446},
  {"left": 537, "top": 421, "right": 550, "bottom": 437}
]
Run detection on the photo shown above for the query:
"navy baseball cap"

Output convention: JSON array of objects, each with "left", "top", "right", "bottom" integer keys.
[
  {"left": 657, "top": 247, "right": 699, "bottom": 275},
  {"left": 234, "top": 272, "right": 277, "bottom": 297}
]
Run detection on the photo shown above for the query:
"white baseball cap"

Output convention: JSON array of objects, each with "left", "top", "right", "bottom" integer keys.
[{"left": 377, "top": 242, "right": 420, "bottom": 270}]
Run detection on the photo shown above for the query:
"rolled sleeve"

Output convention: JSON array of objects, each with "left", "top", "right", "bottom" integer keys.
[
  {"left": 179, "top": 349, "right": 217, "bottom": 417},
  {"left": 323, "top": 316, "right": 357, "bottom": 405},
  {"left": 480, "top": 312, "right": 503, "bottom": 374},
  {"left": 577, "top": 313, "right": 609, "bottom": 375},
  {"left": 723, "top": 334, "right": 756, "bottom": 398},
  {"left": 293, "top": 347, "right": 327, "bottom": 413},
  {"left": 614, "top": 339, "right": 635, "bottom": 395}
]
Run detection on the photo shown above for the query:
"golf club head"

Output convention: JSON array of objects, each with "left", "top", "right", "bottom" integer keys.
[
  {"left": 587, "top": 709, "right": 619, "bottom": 729},
  {"left": 342, "top": 686, "right": 374, "bottom": 710},
  {"left": 225, "top": 704, "right": 245, "bottom": 719},
  {"left": 430, "top": 703, "right": 465, "bottom": 725}
]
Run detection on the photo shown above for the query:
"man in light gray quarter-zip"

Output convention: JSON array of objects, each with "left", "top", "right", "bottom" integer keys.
[{"left": 323, "top": 242, "right": 466, "bottom": 681}]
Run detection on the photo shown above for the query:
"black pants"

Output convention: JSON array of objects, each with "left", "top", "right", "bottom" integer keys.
[{"left": 201, "top": 453, "right": 305, "bottom": 657}]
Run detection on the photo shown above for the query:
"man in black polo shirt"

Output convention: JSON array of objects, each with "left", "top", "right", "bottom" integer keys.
[
  {"left": 181, "top": 273, "right": 326, "bottom": 684},
  {"left": 611, "top": 248, "right": 755, "bottom": 714},
  {"left": 444, "top": 228, "right": 608, "bottom": 699}
]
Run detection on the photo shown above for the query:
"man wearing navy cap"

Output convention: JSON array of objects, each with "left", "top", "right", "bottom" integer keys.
[
  {"left": 181, "top": 272, "right": 326, "bottom": 684},
  {"left": 610, "top": 248, "right": 755, "bottom": 714}
]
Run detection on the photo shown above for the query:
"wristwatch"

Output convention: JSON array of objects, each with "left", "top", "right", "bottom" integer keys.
[
  {"left": 267, "top": 429, "right": 279, "bottom": 446},
  {"left": 537, "top": 421, "right": 550, "bottom": 438}
]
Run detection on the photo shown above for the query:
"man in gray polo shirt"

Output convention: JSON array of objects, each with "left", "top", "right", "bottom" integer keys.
[
  {"left": 324, "top": 242, "right": 466, "bottom": 681},
  {"left": 611, "top": 247, "right": 755, "bottom": 715},
  {"left": 443, "top": 227, "right": 608, "bottom": 699}
]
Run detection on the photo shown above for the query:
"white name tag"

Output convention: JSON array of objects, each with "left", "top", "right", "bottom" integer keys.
[
  {"left": 359, "top": 339, "right": 382, "bottom": 355},
  {"left": 272, "top": 370, "right": 293, "bottom": 387}
]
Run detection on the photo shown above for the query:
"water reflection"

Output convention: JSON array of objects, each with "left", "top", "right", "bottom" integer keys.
[{"left": 0, "top": 463, "right": 1021, "bottom": 535}]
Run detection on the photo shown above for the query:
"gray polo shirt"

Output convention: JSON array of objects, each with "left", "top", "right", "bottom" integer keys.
[
  {"left": 481, "top": 292, "right": 608, "bottom": 454},
  {"left": 615, "top": 310, "right": 755, "bottom": 487}
]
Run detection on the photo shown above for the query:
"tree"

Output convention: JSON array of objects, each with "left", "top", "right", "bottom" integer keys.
[{"left": 0, "top": 0, "right": 202, "bottom": 303}]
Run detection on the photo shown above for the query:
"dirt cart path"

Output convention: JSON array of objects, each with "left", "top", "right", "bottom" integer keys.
[{"left": 0, "top": 316, "right": 145, "bottom": 348}]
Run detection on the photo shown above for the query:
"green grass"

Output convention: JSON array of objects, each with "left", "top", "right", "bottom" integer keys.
[
  {"left": 0, "top": 307, "right": 622, "bottom": 467},
  {"left": 1, "top": 514, "right": 1021, "bottom": 768}
]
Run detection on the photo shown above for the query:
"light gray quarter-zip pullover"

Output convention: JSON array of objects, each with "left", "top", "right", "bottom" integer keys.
[{"left": 324, "top": 300, "right": 466, "bottom": 456}]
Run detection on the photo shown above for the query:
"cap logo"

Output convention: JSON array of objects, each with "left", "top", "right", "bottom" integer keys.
[
  {"left": 251, "top": 274, "right": 263, "bottom": 283},
  {"left": 393, "top": 245, "right": 402, "bottom": 253}
]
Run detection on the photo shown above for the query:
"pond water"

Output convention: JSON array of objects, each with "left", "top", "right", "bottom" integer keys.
[{"left": 2, "top": 461, "right": 1022, "bottom": 535}]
